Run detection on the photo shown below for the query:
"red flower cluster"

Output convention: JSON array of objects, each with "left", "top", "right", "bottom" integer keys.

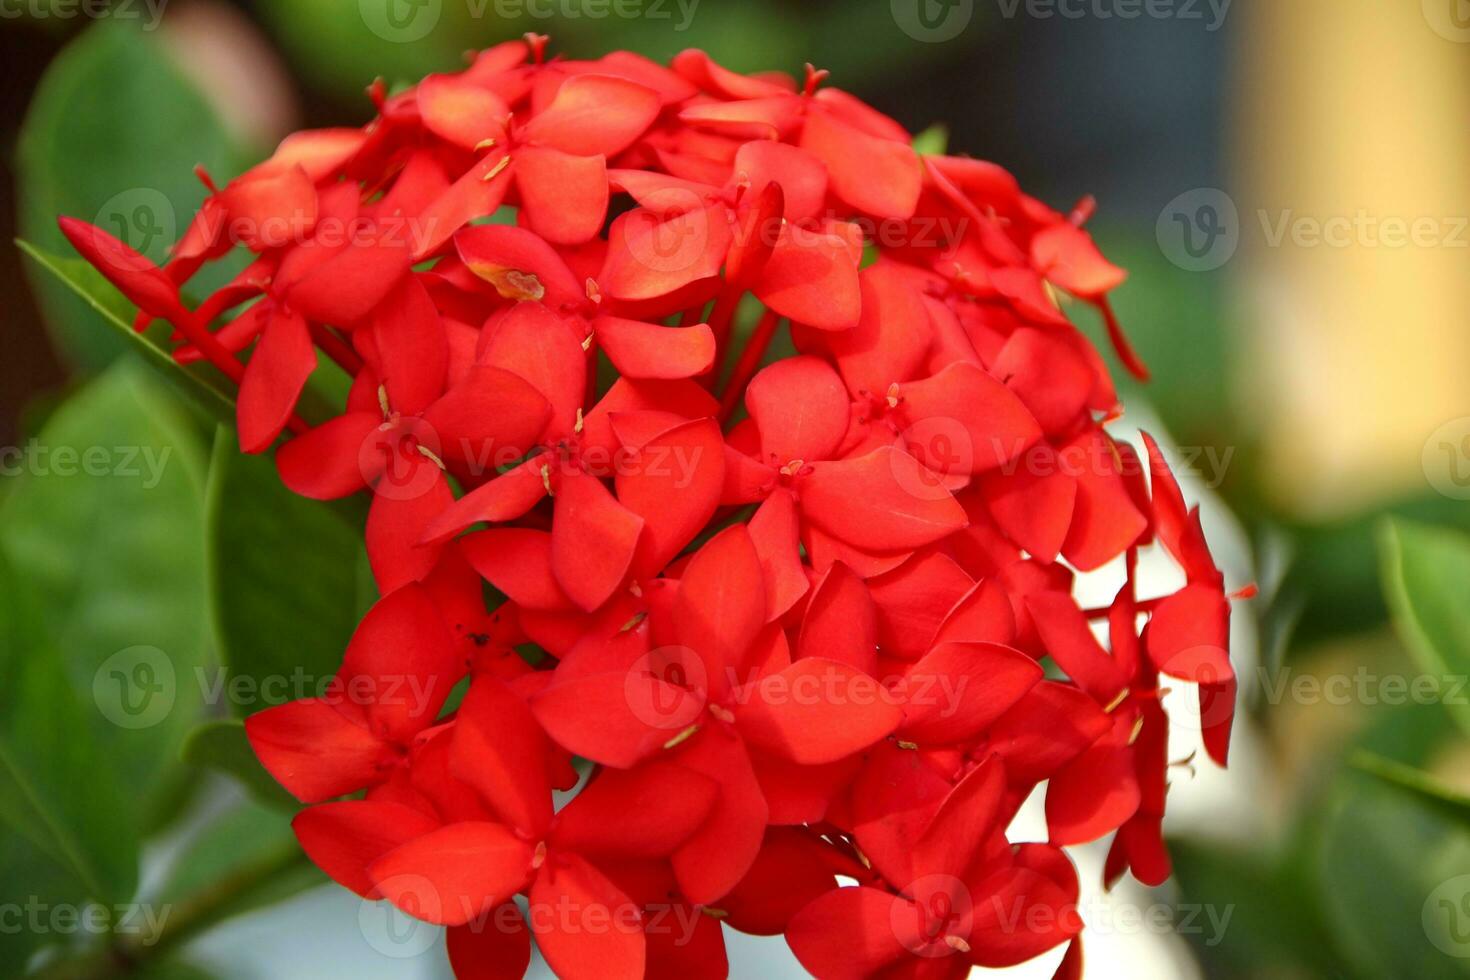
[{"left": 62, "top": 37, "right": 1245, "bottom": 980}]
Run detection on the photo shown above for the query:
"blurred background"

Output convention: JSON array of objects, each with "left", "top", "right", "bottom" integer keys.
[{"left": 2, "top": 1, "right": 1469, "bottom": 977}]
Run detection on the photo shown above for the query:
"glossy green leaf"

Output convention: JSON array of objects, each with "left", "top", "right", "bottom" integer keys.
[
  {"left": 0, "top": 550, "right": 138, "bottom": 915},
  {"left": 0, "top": 361, "right": 211, "bottom": 811},
  {"left": 1320, "top": 777, "right": 1470, "bottom": 978},
  {"left": 204, "top": 428, "right": 367, "bottom": 717},
  {"left": 1355, "top": 751, "right": 1470, "bottom": 828},
  {"left": 18, "top": 240, "right": 237, "bottom": 424},
  {"left": 181, "top": 721, "right": 297, "bottom": 812},
  {"left": 17, "top": 22, "right": 250, "bottom": 368},
  {"left": 1380, "top": 518, "right": 1470, "bottom": 737}
]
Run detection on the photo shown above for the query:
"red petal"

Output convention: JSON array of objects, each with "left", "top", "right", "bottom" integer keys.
[
  {"left": 747, "top": 489, "right": 810, "bottom": 620},
  {"left": 58, "top": 217, "right": 190, "bottom": 321},
  {"left": 365, "top": 467, "right": 452, "bottom": 592},
  {"left": 932, "top": 578, "right": 1017, "bottom": 647},
  {"left": 734, "top": 140, "right": 828, "bottom": 222},
  {"left": 413, "top": 151, "right": 515, "bottom": 261},
  {"left": 528, "top": 853, "right": 646, "bottom": 980},
  {"left": 476, "top": 302, "right": 585, "bottom": 440},
  {"left": 594, "top": 316, "right": 716, "bottom": 379},
  {"left": 601, "top": 204, "right": 732, "bottom": 301},
  {"left": 800, "top": 109, "right": 921, "bottom": 219},
  {"left": 445, "top": 911, "right": 531, "bottom": 980},
  {"left": 1058, "top": 429, "right": 1148, "bottom": 571},
  {"left": 370, "top": 822, "right": 534, "bottom": 927},
  {"left": 451, "top": 677, "right": 554, "bottom": 837},
  {"left": 802, "top": 448, "right": 968, "bottom": 553},
  {"left": 276, "top": 410, "right": 381, "bottom": 500},
  {"left": 283, "top": 234, "right": 412, "bottom": 326},
  {"left": 531, "top": 671, "right": 696, "bottom": 768},
  {"left": 674, "top": 526, "right": 767, "bottom": 700},
  {"left": 669, "top": 731, "right": 768, "bottom": 904},
  {"left": 551, "top": 762, "right": 718, "bottom": 858},
  {"left": 1046, "top": 714, "right": 1141, "bottom": 845},
  {"left": 993, "top": 327, "right": 1096, "bottom": 436},
  {"left": 1031, "top": 222, "right": 1127, "bottom": 298},
  {"left": 753, "top": 222, "right": 862, "bottom": 331},
  {"left": 980, "top": 444, "right": 1078, "bottom": 563},
  {"left": 899, "top": 362, "right": 1042, "bottom": 476},
  {"left": 461, "top": 529, "right": 574, "bottom": 612},
  {"left": 293, "top": 801, "right": 442, "bottom": 897},
  {"left": 340, "top": 584, "right": 461, "bottom": 741},
  {"left": 786, "top": 887, "right": 910, "bottom": 979},
  {"left": 989, "top": 681, "right": 1112, "bottom": 784},
  {"left": 826, "top": 261, "right": 934, "bottom": 397},
  {"left": 372, "top": 275, "right": 449, "bottom": 417},
  {"left": 746, "top": 356, "right": 849, "bottom": 464},
  {"left": 896, "top": 643, "right": 1042, "bottom": 745},
  {"left": 719, "top": 828, "right": 837, "bottom": 935},
  {"left": 421, "top": 364, "right": 553, "bottom": 466},
  {"left": 868, "top": 550, "right": 974, "bottom": 660},
  {"left": 522, "top": 74, "right": 660, "bottom": 157},
  {"left": 237, "top": 310, "right": 316, "bottom": 453},
  {"left": 735, "top": 658, "right": 901, "bottom": 765},
  {"left": 421, "top": 459, "right": 548, "bottom": 544},
  {"left": 516, "top": 146, "right": 609, "bottom": 245},
  {"left": 552, "top": 469, "right": 644, "bottom": 611},
  {"left": 245, "top": 699, "right": 391, "bottom": 803},
  {"left": 616, "top": 418, "right": 726, "bottom": 579},
  {"left": 912, "top": 754, "right": 1007, "bottom": 880},
  {"left": 1027, "top": 592, "right": 1129, "bottom": 704},
  {"left": 417, "top": 73, "right": 510, "bottom": 149},
  {"left": 797, "top": 562, "right": 878, "bottom": 675}
]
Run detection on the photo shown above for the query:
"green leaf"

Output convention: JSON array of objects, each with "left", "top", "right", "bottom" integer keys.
[
  {"left": 1319, "top": 777, "right": 1470, "bottom": 978},
  {"left": 181, "top": 721, "right": 297, "bottom": 812},
  {"left": 1380, "top": 518, "right": 1470, "bottom": 737},
  {"left": 18, "top": 240, "right": 237, "bottom": 424},
  {"left": 17, "top": 22, "right": 250, "bottom": 369},
  {"left": 1354, "top": 751, "right": 1470, "bottom": 827},
  {"left": 912, "top": 124, "right": 949, "bottom": 156},
  {"left": 204, "top": 427, "right": 368, "bottom": 716},
  {"left": 0, "top": 361, "right": 211, "bottom": 812},
  {"left": 0, "top": 550, "right": 138, "bottom": 915}
]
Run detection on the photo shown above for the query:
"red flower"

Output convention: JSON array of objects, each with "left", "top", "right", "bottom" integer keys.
[{"left": 60, "top": 36, "right": 1248, "bottom": 980}]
